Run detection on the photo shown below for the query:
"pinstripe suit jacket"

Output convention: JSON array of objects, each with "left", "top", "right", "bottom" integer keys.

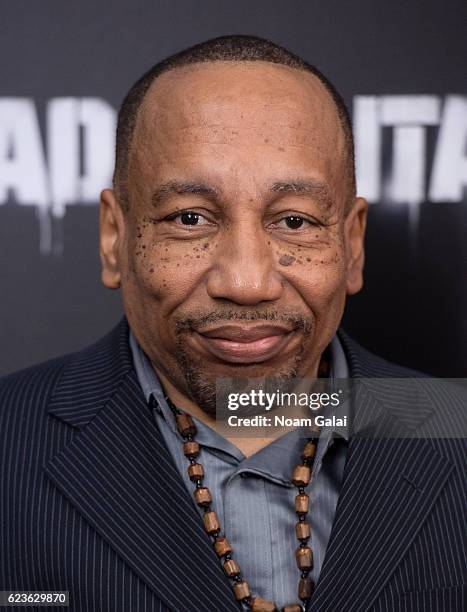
[{"left": 1, "top": 318, "right": 465, "bottom": 612}]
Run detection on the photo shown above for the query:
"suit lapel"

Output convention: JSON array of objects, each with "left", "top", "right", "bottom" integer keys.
[
  {"left": 309, "top": 333, "right": 455, "bottom": 611},
  {"left": 309, "top": 432, "right": 453, "bottom": 611},
  {"left": 46, "top": 320, "right": 239, "bottom": 612}
]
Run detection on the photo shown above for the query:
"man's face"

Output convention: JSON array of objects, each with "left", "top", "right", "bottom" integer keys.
[{"left": 100, "top": 61, "right": 367, "bottom": 414}]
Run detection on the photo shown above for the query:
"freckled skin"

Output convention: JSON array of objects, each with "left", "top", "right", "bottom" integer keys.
[
  {"left": 100, "top": 61, "right": 367, "bottom": 418},
  {"left": 279, "top": 254, "right": 296, "bottom": 266}
]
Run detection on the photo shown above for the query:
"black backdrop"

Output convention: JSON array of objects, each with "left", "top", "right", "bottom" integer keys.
[{"left": 1, "top": 0, "right": 466, "bottom": 377}]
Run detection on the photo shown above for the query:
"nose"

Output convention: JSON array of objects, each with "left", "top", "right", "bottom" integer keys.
[{"left": 206, "top": 221, "right": 284, "bottom": 306}]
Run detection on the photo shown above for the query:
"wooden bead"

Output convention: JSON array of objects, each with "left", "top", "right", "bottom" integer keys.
[
  {"left": 223, "top": 559, "right": 241, "bottom": 577},
  {"left": 233, "top": 581, "right": 251, "bottom": 601},
  {"left": 295, "top": 494, "right": 309, "bottom": 515},
  {"left": 281, "top": 605, "right": 302, "bottom": 612},
  {"left": 295, "top": 521, "right": 311, "bottom": 541},
  {"left": 194, "top": 487, "right": 212, "bottom": 507},
  {"left": 188, "top": 463, "right": 204, "bottom": 482},
  {"left": 251, "top": 597, "right": 278, "bottom": 611},
  {"left": 176, "top": 413, "right": 197, "bottom": 436},
  {"left": 203, "top": 511, "right": 220, "bottom": 534},
  {"left": 295, "top": 546, "right": 313, "bottom": 570},
  {"left": 298, "top": 577, "right": 314, "bottom": 601},
  {"left": 292, "top": 465, "right": 311, "bottom": 487},
  {"left": 302, "top": 441, "right": 317, "bottom": 460},
  {"left": 214, "top": 537, "right": 232, "bottom": 557},
  {"left": 183, "top": 441, "right": 199, "bottom": 458}
]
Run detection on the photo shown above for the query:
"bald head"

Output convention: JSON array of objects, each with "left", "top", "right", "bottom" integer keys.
[{"left": 113, "top": 35, "right": 355, "bottom": 211}]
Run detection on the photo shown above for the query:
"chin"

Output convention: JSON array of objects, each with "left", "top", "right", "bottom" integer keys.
[{"left": 183, "top": 354, "right": 307, "bottom": 384}]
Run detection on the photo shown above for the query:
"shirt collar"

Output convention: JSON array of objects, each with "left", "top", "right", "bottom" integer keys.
[{"left": 129, "top": 331, "right": 244, "bottom": 458}]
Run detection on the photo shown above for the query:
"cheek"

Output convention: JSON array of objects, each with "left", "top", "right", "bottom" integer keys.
[
  {"left": 124, "top": 229, "right": 213, "bottom": 306},
  {"left": 281, "top": 242, "right": 347, "bottom": 310}
]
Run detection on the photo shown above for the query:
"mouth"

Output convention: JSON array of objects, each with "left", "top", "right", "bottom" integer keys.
[{"left": 191, "top": 324, "right": 298, "bottom": 364}]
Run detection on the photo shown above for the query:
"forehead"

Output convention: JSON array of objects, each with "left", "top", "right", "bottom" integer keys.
[
  {"left": 139, "top": 61, "right": 342, "bottom": 140},
  {"left": 131, "top": 61, "right": 347, "bottom": 194}
]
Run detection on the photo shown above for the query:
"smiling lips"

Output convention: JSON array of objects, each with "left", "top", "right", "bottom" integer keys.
[{"left": 193, "top": 324, "right": 296, "bottom": 364}]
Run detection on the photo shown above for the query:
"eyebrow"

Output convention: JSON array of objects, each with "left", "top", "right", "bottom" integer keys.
[
  {"left": 151, "top": 181, "right": 219, "bottom": 207},
  {"left": 150, "top": 178, "right": 334, "bottom": 210},
  {"left": 270, "top": 179, "right": 334, "bottom": 210}
]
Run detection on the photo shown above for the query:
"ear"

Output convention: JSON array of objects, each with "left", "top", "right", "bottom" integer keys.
[
  {"left": 344, "top": 197, "right": 368, "bottom": 295},
  {"left": 99, "top": 189, "right": 125, "bottom": 289}
]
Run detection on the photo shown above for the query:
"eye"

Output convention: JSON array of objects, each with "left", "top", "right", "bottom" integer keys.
[
  {"left": 168, "top": 211, "right": 210, "bottom": 226},
  {"left": 276, "top": 215, "right": 314, "bottom": 230}
]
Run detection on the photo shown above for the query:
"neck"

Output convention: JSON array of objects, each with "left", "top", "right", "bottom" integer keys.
[
  {"left": 155, "top": 369, "right": 269, "bottom": 456},
  {"left": 154, "top": 360, "right": 323, "bottom": 458}
]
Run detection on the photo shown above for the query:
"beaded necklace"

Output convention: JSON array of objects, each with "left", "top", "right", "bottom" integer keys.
[
  {"left": 161, "top": 347, "right": 330, "bottom": 611},
  {"left": 164, "top": 397, "right": 319, "bottom": 612}
]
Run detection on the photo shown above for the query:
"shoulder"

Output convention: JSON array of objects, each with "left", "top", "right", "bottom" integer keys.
[
  {"left": 337, "top": 328, "right": 428, "bottom": 378},
  {"left": 0, "top": 353, "right": 73, "bottom": 453},
  {"left": 338, "top": 328, "right": 467, "bottom": 446},
  {"left": 0, "top": 353, "right": 71, "bottom": 409},
  {"left": 0, "top": 318, "right": 130, "bottom": 421}
]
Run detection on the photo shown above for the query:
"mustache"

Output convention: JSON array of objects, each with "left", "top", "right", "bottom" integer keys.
[{"left": 174, "top": 309, "right": 313, "bottom": 334}]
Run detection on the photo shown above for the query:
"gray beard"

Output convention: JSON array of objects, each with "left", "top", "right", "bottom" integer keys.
[
  {"left": 175, "top": 347, "right": 308, "bottom": 419},
  {"left": 172, "top": 309, "right": 313, "bottom": 418}
]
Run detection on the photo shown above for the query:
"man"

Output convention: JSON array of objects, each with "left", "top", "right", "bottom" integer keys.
[{"left": 0, "top": 36, "right": 465, "bottom": 612}]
